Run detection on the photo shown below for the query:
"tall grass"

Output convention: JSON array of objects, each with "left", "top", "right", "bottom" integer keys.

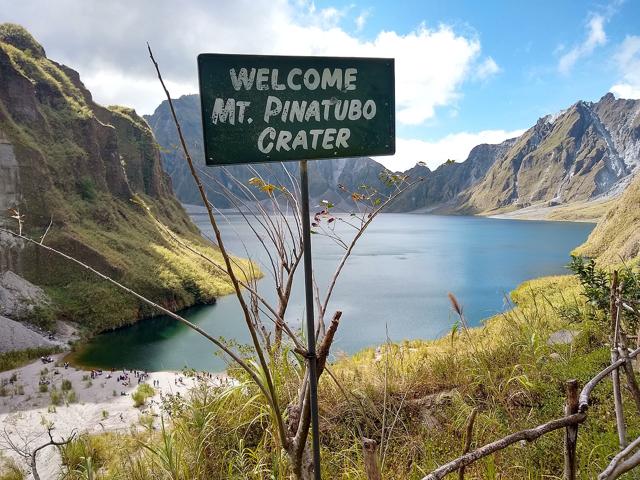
[{"left": 46, "top": 273, "right": 640, "bottom": 478}]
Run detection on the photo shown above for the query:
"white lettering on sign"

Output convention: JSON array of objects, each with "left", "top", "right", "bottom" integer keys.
[
  {"left": 213, "top": 64, "right": 377, "bottom": 156},
  {"left": 229, "top": 68, "right": 256, "bottom": 90},
  {"left": 212, "top": 98, "right": 236, "bottom": 125},
  {"left": 228, "top": 67, "right": 359, "bottom": 92},
  {"left": 257, "top": 127, "right": 352, "bottom": 153}
]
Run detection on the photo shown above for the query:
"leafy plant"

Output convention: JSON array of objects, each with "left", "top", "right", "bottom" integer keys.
[{"left": 568, "top": 255, "right": 640, "bottom": 332}]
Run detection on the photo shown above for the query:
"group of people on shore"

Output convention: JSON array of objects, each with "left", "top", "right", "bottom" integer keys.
[{"left": 114, "top": 368, "right": 150, "bottom": 387}]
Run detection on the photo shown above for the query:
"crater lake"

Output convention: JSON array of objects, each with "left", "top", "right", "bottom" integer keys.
[{"left": 74, "top": 212, "right": 594, "bottom": 372}]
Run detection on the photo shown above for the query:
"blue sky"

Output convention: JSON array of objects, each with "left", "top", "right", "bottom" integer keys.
[
  {"left": 2, "top": 0, "right": 639, "bottom": 170},
  {"left": 310, "top": 0, "right": 640, "bottom": 161}
]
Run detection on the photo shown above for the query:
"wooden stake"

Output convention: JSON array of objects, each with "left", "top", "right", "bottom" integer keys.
[
  {"left": 618, "top": 334, "right": 640, "bottom": 414},
  {"left": 564, "top": 380, "right": 579, "bottom": 480},
  {"left": 610, "top": 271, "right": 627, "bottom": 448},
  {"left": 362, "top": 438, "right": 382, "bottom": 480}
]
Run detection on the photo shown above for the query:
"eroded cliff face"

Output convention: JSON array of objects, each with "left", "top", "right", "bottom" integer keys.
[
  {"left": 0, "top": 24, "right": 237, "bottom": 331},
  {"left": 0, "top": 128, "right": 22, "bottom": 272},
  {"left": 457, "top": 94, "right": 640, "bottom": 214}
]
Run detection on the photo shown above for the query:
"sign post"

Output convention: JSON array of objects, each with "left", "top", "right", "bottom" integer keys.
[{"left": 198, "top": 53, "right": 395, "bottom": 478}]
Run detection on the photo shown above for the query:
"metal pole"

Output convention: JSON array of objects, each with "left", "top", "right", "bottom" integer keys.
[{"left": 299, "top": 159, "right": 322, "bottom": 479}]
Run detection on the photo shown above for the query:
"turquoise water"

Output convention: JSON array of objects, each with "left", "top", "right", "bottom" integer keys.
[{"left": 74, "top": 213, "right": 594, "bottom": 372}]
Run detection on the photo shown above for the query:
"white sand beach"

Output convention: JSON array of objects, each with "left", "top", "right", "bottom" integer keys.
[{"left": 0, "top": 354, "right": 228, "bottom": 480}]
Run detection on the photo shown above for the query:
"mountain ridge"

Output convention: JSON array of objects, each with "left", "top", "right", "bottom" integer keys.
[{"left": 147, "top": 92, "right": 639, "bottom": 220}]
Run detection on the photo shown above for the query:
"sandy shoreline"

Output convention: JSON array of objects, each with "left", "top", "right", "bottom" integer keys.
[
  {"left": 0, "top": 353, "right": 228, "bottom": 479},
  {"left": 485, "top": 197, "right": 616, "bottom": 223}
]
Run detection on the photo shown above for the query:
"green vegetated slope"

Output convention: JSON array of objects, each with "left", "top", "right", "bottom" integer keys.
[
  {"left": 0, "top": 24, "right": 250, "bottom": 333},
  {"left": 574, "top": 172, "right": 640, "bottom": 264}
]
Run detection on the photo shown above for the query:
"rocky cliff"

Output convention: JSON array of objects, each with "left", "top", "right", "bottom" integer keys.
[
  {"left": 457, "top": 94, "right": 640, "bottom": 214},
  {"left": 0, "top": 24, "right": 240, "bottom": 332}
]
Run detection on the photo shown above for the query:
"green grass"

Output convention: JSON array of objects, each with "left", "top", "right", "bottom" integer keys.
[
  {"left": 0, "top": 455, "right": 24, "bottom": 480},
  {"left": 0, "top": 346, "right": 61, "bottom": 372}
]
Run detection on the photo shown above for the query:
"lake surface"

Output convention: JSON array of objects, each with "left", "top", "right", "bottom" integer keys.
[{"left": 74, "top": 213, "right": 594, "bottom": 372}]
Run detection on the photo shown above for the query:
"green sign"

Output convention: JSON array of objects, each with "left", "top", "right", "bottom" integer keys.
[{"left": 197, "top": 54, "right": 395, "bottom": 166}]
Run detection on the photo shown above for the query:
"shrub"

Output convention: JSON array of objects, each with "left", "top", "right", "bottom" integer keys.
[
  {"left": 61, "top": 379, "right": 72, "bottom": 391},
  {"left": 50, "top": 388, "right": 61, "bottom": 406},
  {"left": 78, "top": 177, "right": 97, "bottom": 201},
  {"left": 66, "top": 389, "right": 77, "bottom": 404},
  {"left": 132, "top": 383, "right": 155, "bottom": 408},
  {"left": 39, "top": 383, "right": 48, "bottom": 393},
  {"left": 0, "top": 456, "right": 25, "bottom": 480}
]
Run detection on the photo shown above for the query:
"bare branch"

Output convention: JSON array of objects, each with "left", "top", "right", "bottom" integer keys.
[
  {"left": 421, "top": 413, "right": 586, "bottom": 480},
  {"left": 599, "top": 435, "right": 640, "bottom": 479}
]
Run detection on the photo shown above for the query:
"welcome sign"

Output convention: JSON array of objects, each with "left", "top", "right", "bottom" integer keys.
[{"left": 197, "top": 54, "right": 395, "bottom": 165}]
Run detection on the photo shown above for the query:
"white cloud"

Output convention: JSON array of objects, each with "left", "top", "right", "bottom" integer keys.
[
  {"left": 610, "top": 35, "right": 640, "bottom": 99},
  {"left": 1, "top": 0, "right": 494, "bottom": 122},
  {"left": 375, "top": 129, "right": 526, "bottom": 172},
  {"left": 355, "top": 10, "right": 370, "bottom": 32},
  {"left": 82, "top": 70, "right": 195, "bottom": 114},
  {"left": 558, "top": 14, "right": 607, "bottom": 74},
  {"left": 475, "top": 56, "right": 500, "bottom": 80}
]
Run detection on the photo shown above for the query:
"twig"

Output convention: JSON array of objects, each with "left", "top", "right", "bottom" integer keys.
[
  {"left": 147, "top": 44, "right": 287, "bottom": 448},
  {"left": 39, "top": 215, "right": 53, "bottom": 244},
  {"left": 579, "top": 347, "right": 640, "bottom": 412},
  {"left": 610, "top": 272, "right": 626, "bottom": 448}
]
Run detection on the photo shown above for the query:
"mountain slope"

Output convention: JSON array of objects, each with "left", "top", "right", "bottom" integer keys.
[
  {"left": 457, "top": 94, "right": 640, "bottom": 214},
  {"left": 149, "top": 94, "right": 639, "bottom": 220},
  {"left": 387, "top": 140, "right": 515, "bottom": 212},
  {"left": 146, "top": 95, "right": 507, "bottom": 213},
  {"left": 0, "top": 24, "right": 244, "bottom": 332},
  {"left": 574, "top": 172, "right": 640, "bottom": 264}
]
